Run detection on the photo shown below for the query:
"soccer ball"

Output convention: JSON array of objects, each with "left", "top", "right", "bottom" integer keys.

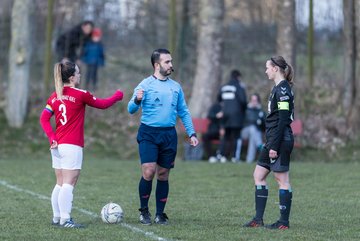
[{"left": 101, "top": 202, "right": 124, "bottom": 224}]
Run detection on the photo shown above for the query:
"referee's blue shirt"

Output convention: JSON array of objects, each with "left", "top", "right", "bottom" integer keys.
[{"left": 128, "top": 75, "right": 195, "bottom": 137}]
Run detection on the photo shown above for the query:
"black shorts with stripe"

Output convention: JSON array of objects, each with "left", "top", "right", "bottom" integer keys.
[{"left": 257, "top": 140, "right": 294, "bottom": 172}]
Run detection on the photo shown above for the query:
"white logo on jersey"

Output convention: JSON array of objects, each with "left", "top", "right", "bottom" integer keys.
[
  {"left": 221, "top": 85, "right": 236, "bottom": 92},
  {"left": 222, "top": 92, "right": 235, "bottom": 100}
]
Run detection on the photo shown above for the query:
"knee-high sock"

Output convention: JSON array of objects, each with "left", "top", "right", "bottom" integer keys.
[
  {"left": 51, "top": 184, "right": 61, "bottom": 219},
  {"left": 255, "top": 185, "right": 268, "bottom": 220},
  {"left": 156, "top": 180, "right": 169, "bottom": 215},
  {"left": 58, "top": 183, "right": 74, "bottom": 224},
  {"left": 279, "top": 189, "right": 292, "bottom": 223},
  {"left": 139, "top": 177, "right": 152, "bottom": 209}
]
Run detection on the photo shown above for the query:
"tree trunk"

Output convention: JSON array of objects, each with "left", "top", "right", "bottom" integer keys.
[
  {"left": 342, "top": 0, "right": 356, "bottom": 119},
  {"left": 43, "top": 0, "right": 55, "bottom": 99},
  {"left": 189, "top": 0, "right": 224, "bottom": 118},
  {"left": 177, "top": 0, "right": 191, "bottom": 82},
  {"left": 276, "top": 0, "right": 296, "bottom": 68},
  {"left": 5, "top": 0, "right": 33, "bottom": 127},
  {"left": 307, "top": 0, "right": 314, "bottom": 87},
  {"left": 348, "top": 0, "right": 360, "bottom": 133},
  {"left": 168, "top": 0, "right": 177, "bottom": 58}
]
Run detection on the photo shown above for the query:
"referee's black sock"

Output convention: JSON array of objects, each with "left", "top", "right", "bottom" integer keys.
[
  {"left": 279, "top": 189, "right": 292, "bottom": 224},
  {"left": 139, "top": 177, "right": 152, "bottom": 209},
  {"left": 156, "top": 179, "right": 169, "bottom": 215},
  {"left": 255, "top": 185, "right": 268, "bottom": 220}
]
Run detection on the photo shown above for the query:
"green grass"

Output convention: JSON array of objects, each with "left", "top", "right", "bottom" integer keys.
[{"left": 0, "top": 157, "right": 359, "bottom": 241}]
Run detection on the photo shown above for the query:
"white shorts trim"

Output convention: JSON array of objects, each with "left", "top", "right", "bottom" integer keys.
[{"left": 51, "top": 144, "right": 83, "bottom": 170}]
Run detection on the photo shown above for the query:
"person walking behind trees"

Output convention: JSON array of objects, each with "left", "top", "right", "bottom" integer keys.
[
  {"left": 216, "top": 70, "right": 247, "bottom": 163},
  {"left": 128, "top": 48, "right": 199, "bottom": 225},
  {"left": 243, "top": 56, "right": 295, "bottom": 230},
  {"left": 235, "top": 93, "right": 265, "bottom": 163},
  {"left": 40, "top": 60, "right": 124, "bottom": 228},
  {"left": 56, "top": 21, "right": 94, "bottom": 62},
  {"left": 81, "top": 28, "right": 105, "bottom": 91}
]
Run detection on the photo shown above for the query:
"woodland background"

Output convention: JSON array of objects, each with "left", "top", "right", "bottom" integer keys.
[{"left": 0, "top": 0, "right": 359, "bottom": 161}]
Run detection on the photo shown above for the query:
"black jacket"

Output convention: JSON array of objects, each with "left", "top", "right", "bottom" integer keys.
[
  {"left": 56, "top": 24, "right": 91, "bottom": 61},
  {"left": 217, "top": 78, "right": 247, "bottom": 128},
  {"left": 244, "top": 105, "right": 265, "bottom": 131}
]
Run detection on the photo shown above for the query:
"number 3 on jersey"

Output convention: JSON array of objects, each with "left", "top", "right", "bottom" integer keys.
[{"left": 59, "top": 104, "right": 67, "bottom": 125}]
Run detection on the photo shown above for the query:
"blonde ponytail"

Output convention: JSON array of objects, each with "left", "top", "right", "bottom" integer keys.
[{"left": 54, "top": 63, "right": 64, "bottom": 101}]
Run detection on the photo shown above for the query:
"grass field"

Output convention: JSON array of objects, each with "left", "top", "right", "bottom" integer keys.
[{"left": 0, "top": 156, "right": 359, "bottom": 241}]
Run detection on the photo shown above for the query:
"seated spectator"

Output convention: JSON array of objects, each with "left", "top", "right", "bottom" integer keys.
[
  {"left": 202, "top": 102, "right": 223, "bottom": 162},
  {"left": 235, "top": 93, "right": 265, "bottom": 163}
]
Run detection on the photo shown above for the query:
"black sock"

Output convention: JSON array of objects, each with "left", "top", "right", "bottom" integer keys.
[
  {"left": 156, "top": 180, "right": 169, "bottom": 215},
  {"left": 255, "top": 185, "right": 268, "bottom": 220},
  {"left": 279, "top": 189, "right": 292, "bottom": 223},
  {"left": 139, "top": 177, "right": 152, "bottom": 209}
]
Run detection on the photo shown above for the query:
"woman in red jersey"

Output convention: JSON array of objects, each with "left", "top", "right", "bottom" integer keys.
[{"left": 40, "top": 60, "right": 123, "bottom": 228}]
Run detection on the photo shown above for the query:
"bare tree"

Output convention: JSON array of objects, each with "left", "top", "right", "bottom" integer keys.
[
  {"left": 43, "top": 0, "right": 55, "bottom": 99},
  {"left": 177, "top": 0, "right": 192, "bottom": 82},
  {"left": 276, "top": 0, "right": 296, "bottom": 68},
  {"left": 347, "top": 0, "right": 360, "bottom": 133},
  {"left": 189, "top": 0, "right": 224, "bottom": 118},
  {"left": 342, "top": 0, "right": 356, "bottom": 121},
  {"left": 307, "top": 0, "right": 314, "bottom": 87},
  {"left": 168, "top": 0, "right": 177, "bottom": 57},
  {"left": 5, "top": 0, "right": 33, "bottom": 127}
]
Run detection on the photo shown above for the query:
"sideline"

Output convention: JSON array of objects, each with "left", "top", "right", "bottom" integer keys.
[{"left": 0, "top": 180, "right": 171, "bottom": 241}]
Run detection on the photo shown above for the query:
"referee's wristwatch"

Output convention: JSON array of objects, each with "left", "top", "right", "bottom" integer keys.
[
  {"left": 189, "top": 133, "right": 197, "bottom": 138},
  {"left": 134, "top": 97, "right": 142, "bottom": 105}
]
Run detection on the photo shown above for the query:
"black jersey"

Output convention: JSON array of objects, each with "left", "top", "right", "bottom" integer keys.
[{"left": 265, "top": 80, "right": 294, "bottom": 152}]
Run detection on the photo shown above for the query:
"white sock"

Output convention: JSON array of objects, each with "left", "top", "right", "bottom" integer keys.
[
  {"left": 58, "top": 183, "right": 74, "bottom": 225},
  {"left": 51, "top": 184, "right": 61, "bottom": 222}
]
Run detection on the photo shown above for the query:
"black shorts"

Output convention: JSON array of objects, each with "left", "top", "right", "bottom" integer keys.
[
  {"left": 257, "top": 140, "right": 294, "bottom": 172},
  {"left": 137, "top": 124, "right": 177, "bottom": 169}
]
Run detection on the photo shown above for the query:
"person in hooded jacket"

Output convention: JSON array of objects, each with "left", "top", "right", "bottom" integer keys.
[{"left": 216, "top": 69, "right": 247, "bottom": 163}]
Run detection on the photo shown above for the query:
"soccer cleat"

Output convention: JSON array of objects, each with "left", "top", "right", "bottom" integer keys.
[
  {"left": 265, "top": 220, "right": 289, "bottom": 230},
  {"left": 154, "top": 213, "right": 169, "bottom": 225},
  {"left": 243, "top": 218, "right": 264, "bottom": 227},
  {"left": 51, "top": 220, "right": 60, "bottom": 226},
  {"left": 60, "top": 219, "right": 85, "bottom": 228},
  {"left": 231, "top": 157, "right": 240, "bottom": 163},
  {"left": 219, "top": 156, "right": 227, "bottom": 163},
  {"left": 139, "top": 207, "right": 152, "bottom": 225},
  {"left": 208, "top": 156, "right": 218, "bottom": 163}
]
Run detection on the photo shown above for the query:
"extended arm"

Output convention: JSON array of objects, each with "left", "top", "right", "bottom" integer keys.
[{"left": 85, "top": 90, "right": 124, "bottom": 109}]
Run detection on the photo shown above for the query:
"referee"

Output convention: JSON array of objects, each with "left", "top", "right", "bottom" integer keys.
[{"left": 128, "top": 49, "right": 199, "bottom": 225}]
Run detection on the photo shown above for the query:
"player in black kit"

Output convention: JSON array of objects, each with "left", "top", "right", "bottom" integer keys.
[{"left": 243, "top": 56, "right": 294, "bottom": 229}]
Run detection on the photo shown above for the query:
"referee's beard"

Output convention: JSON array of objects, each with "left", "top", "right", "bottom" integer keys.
[{"left": 159, "top": 66, "right": 173, "bottom": 77}]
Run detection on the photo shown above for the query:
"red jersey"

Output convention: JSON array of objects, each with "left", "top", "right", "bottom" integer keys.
[{"left": 40, "top": 86, "right": 123, "bottom": 147}]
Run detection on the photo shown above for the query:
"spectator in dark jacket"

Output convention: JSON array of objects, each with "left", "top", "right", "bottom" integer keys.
[
  {"left": 202, "top": 102, "right": 223, "bottom": 162},
  {"left": 216, "top": 69, "right": 247, "bottom": 163},
  {"left": 56, "top": 21, "right": 94, "bottom": 62},
  {"left": 81, "top": 28, "right": 105, "bottom": 91},
  {"left": 235, "top": 93, "right": 265, "bottom": 163}
]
